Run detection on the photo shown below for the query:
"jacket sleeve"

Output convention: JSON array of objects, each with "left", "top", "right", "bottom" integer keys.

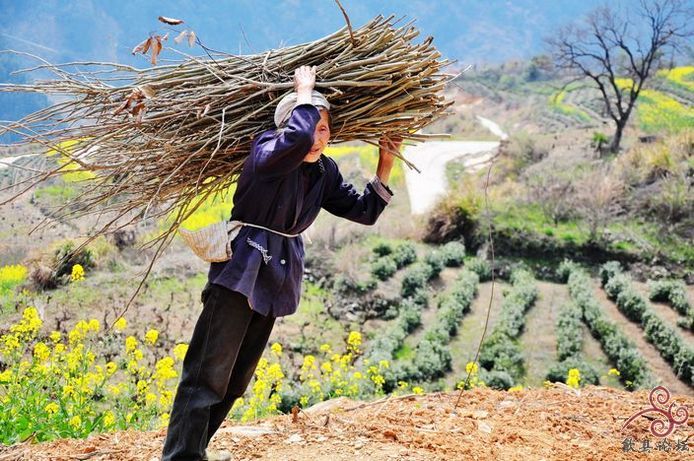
[
  {"left": 322, "top": 158, "right": 394, "bottom": 225},
  {"left": 253, "top": 104, "right": 322, "bottom": 180}
]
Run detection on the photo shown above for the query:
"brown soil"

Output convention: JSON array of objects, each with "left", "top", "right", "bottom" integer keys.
[
  {"left": 518, "top": 280, "right": 562, "bottom": 387},
  {"left": 2, "top": 385, "right": 692, "bottom": 461}
]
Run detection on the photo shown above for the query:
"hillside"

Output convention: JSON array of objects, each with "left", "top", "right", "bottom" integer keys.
[
  {"left": 1, "top": 58, "right": 692, "bottom": 459},
  {"left": 2, "top": 385, "right": 692, "bottom": 460}
]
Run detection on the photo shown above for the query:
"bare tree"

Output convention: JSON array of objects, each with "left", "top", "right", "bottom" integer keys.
[{"left": 547, "top": 0, "right": 692, "bottom": 153}]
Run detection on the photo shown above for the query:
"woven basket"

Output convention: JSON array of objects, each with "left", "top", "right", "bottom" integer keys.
[{"left": 178, "top": 221, "right": 244, "bottom": 262}]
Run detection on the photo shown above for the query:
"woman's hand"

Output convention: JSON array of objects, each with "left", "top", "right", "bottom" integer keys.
[
  {"left": 379, "top": 134, "right": 402, "bottom": 161},
  {"left": 294, "top": 65, "right": 316, "bottom": 93},
  {"left": 376, "top": 134, "right": 401, "bottom": 188}
]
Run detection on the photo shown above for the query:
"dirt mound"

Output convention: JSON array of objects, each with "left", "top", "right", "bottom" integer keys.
[{"left": 2, "top": 384, "right": 692, "bottom": 460}]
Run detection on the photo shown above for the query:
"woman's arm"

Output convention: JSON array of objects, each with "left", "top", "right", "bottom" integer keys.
[
  {"left": 253, "top": 105, "right": 320, "bottom": 179},
  {"left": 254, "top": 66, "right": 320, "bottom": 179},
  {"left": 321, "top": 137, "right": 399, "bottom": 225},
  {"left": 376, "top": 135, "right": 402, "bottom": 188}
]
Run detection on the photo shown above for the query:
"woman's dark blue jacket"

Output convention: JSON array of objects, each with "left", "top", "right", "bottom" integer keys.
[{"left": 207, "top": 103, "right": 393, "bottom": 317}]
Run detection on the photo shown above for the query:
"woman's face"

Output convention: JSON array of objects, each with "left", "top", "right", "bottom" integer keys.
[{"left": 304, "top": 109, "right": 330, "bottom": 163}]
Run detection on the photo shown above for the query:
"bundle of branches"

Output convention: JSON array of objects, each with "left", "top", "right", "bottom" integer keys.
[{"left": 0, "top": 13, "right": 454, "bottom": 316}]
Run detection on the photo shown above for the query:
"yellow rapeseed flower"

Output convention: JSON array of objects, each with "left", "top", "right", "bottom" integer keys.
[
  {"left": 107, "top": 384, "right": 121, "bottom": 396},
  {"left": 44, "top": 402, "right": 59, "bottom": 415},
  {"left": 608, "top": 368, "right": 620, "bottom": 376},
  {"left": 33, "top": 342, "right": 51, "bottom": 361},
  {"left": 412, "top": 386, "right": 424, "bottom": 395},
  {"left": 125, "top": 336, "right": 138, "bottom": 353},
  {"left": 155, "top": 357, "right": 177, "bottom": 381},
  {"left": 270, "top": 342, "right": 282, "bottom": 356},
  {"left": 69, "top": 415, "right": 82, "bottom": 429},
  {"left": 465, "top": 361, "right": 479, "bottom": 375},
  {"left": 159, "top": 390, "right": 174, "bottom": 407},
  {"left": 566, "top": 368, "right": 581, "bottom": 389},
  {"left": 0, "top": 264, "right": 28, "bottom": 287},
  {"left": 113, "top": 317, "right": 127, "bottom": 331},
  {"left": 70, "top": 264, "right": 85, "bottom": 282},
  {"left": 145, "top": 392, "right": 158, "bottom": 406},
  {"left": 102, "top": 411, "right": 116, "bottom": 427},
  {"left": 144, "top": 329, "right": 159, "bottom": 345},
  {"left": 0, "top": 369, "right": 14, "bottom": 382},
  {"left": 159, "top": 412, "right": 170, "bottom": 429},
  {"left": 347, "top": 331, "right": 362, "bottom": 353},
  {"left": 173, "top": 343, "right": 188, "bottom": 361},
  {"left": 49, "top": 331, "right": 62, "bottom": 343},
  {"left": 320, "top": 362, "right": 333, "bottom": 374}
]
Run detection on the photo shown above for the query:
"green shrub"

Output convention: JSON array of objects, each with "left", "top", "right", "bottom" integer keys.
[
  {"left": 599, "top": 261, "right": 623, "bottom": 286},
  {"left": 480, "top": 369, "right": 514, "bottom": 390},
  {"left": 396, "top": 270, "right": 479, "bottom": 383},
  {"left": 648, "top": 279, "right": 693, "bottom": 329},
  {"left": 424, "top": 250, "right": 445, "bottom": 276},
  {"left": 441, "top": 241, "right": 466, "bottom": 267},
  {"left": 401, "top": 263, "right": 435, "bottom": 298},
  {"left": 479, "top": 330, "right": 525, "bottom": 382},
  {"left": 372, "top": 241, "right": 393, "bottom": 257},
  {"left": 333, "top": 274, "right": 377, "bottom": 295},
  {"left": 601, "top": 263, "right": 693, "bottom": 383},
  {"left": 464, "top": 257, "right": 492, "bottom": 282},
  {"left": 365, "top": 289, "right": 429, "bottom": 378},
  {"left": 556, "top": 301, "right": 583, "bottom": 361},
  {"left": 371, "top": 258, "right": 397, "bottom": 281},
  {"left": 546, "top": 357, "right": 600, "bottom": 386},
  {"left": 614, "top": 287, "right": 648, "bottom": 322},
  {"left": 556, "top": 259, "right": 580, "bottom": 283},
  {"left": 391, "top": 242, "right": 417, "bottom": 268},
  {"left": 566, "top": 263, "right": 655, "bottom": 389},
  {"left": 478, "top": 268, "right": 537, "bottom": 385},
  {"left": 53, "top": 241, "right": 95, "bottom": 280}
]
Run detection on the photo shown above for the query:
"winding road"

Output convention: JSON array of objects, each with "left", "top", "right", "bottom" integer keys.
[{"left": 403, "top": 116, "right": 507, "bottom": 215}]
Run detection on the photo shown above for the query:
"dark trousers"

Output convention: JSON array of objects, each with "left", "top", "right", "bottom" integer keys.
[{"left": 161, "top": 282, "right": 276, "bottom": 461}]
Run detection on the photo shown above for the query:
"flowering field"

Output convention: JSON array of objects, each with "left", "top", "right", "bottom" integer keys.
[{"left": 2, "top": 243, "right": 691, "bottom": 449}]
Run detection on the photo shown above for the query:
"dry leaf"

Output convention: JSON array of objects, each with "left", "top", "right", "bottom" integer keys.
[
  {"left": 131, "top": 37, "right": 152, "bottom": 55},
  {"left": 174, "top": 30, "right": 188, "bottom": 44},
  {"left": 158, "top": 16, "right": 184, "bottom": 25},
  {"left": 114, "top": 89, "right": 146, "bottom": 117},
  {"left": 187, "top": 30, "right": 196, "bottom": 47},
  {"left": 150, "top": 34, "right": 167, "bottom": 66},
  {"left": 138, "top": 84, "right": 156, "bottom": 99},
  {"left": 133, "top": 102, "right": 146, "bottom": 123}
]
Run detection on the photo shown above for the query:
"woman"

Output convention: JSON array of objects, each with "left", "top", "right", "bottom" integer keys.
[{"left": 161, "top": 65, "right": 400, "bottom": 461}]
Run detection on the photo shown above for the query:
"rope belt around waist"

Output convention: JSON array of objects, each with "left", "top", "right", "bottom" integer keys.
[{"left": 228, "top": 220, "right": 302, "bottom": 238}]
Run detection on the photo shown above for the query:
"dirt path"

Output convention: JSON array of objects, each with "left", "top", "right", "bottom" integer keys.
[
  {"left": 444, "top": 280, "right": 507, "bottom": 388},
  {"left": 6, "top": 386, "right": 692, "bottom": 460},
  {"left": 580, "top": 322, "right": 625, "bottom": 389},
  {"left": 402, "top": 141, "right": 499, "bottom": 215},
  {"left": 518, "top": 281, "right": 564, "bottom": 387},
  {"left": 592, "top": 282, "right": 693, "bottom": 396}
]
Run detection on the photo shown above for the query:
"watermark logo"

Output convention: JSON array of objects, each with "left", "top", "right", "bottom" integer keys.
[{"left": 621, "top": 386, "right": 689, "bottom": 437}]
